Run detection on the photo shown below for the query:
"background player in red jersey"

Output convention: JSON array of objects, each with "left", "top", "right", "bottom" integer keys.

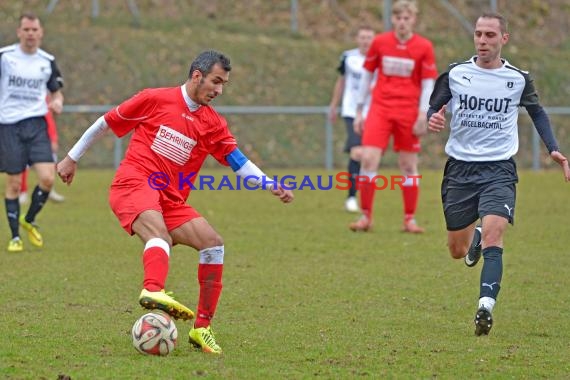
[
  {"left": 57, "top": 50, "right": 293, "bottom": 354},
  {"left": 349, "top": 0, "right": 437, "bottom": 233}
]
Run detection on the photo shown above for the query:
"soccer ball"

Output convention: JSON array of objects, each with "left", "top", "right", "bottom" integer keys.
[{"left": 131, "top": 311, "right": 177, "bottom": 356}]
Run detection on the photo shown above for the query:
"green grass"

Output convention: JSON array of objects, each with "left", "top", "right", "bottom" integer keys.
[{"left": 1, "top": 168, "right": 569, "bottom": 379}]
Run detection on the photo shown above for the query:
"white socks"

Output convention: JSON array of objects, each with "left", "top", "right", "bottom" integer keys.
[{"left": 478, "top": 296, "right": 496, "bottom": 312}]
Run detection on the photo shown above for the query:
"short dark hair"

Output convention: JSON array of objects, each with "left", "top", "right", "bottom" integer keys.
[
  {"left": 479, "top": 12, "right": 508, "bottom": 34},
  {"left": 188, "top": 50, "right": 231, "bottom": 78},
  {"left": 19, "top": 12, "right": 41, "bottom": 25}
]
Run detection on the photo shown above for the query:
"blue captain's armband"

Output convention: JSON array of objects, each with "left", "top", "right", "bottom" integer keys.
[
  {"left": 227, "top": 148, "right": 249, "bottom": 171},
  {"left": 227, "top": 149, "right": 275, "bottom": 190}
]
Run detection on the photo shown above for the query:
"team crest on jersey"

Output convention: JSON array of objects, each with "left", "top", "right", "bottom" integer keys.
[
  {"left": 181, "top": 112, "right": 194, "bottom": 121},
  {"left": 506, "top": 81, "right": 514, "bottom": 89},
  {"left": 151, "top": 125, "right": 196, "bottom": 165}
]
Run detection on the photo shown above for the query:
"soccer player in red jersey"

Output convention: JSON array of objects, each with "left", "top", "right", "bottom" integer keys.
[
  {"left": 57, "top": 50, "right": 294, "bottom": 354},
  {"left": 349, "top": 0, "right": 437, "bottom": 233}
]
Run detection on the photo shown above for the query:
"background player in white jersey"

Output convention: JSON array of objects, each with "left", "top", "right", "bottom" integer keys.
[
  {"left": 428, "top": 12, "right": 570, "bottom": 336},
  {"left": 328, "top": 26, "right": 375, "bottom": 213},
  {"left": 0, "top": 13, "right": 64, "bottom": 252}
]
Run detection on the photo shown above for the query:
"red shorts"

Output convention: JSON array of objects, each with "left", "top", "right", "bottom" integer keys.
[
  {"left": 362, "top": 105, "right": 421, "bottom": 152},
  {"left": 109, "top": 174, "right": 201, "bottom": 235}
]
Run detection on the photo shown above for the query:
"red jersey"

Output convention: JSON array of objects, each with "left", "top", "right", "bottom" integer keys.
[
  {"left": 104, "top": 86, "right": 237, "bottom": 202},
  {"left": 364, "top": 31, "right": 437, "bottom": 110}
]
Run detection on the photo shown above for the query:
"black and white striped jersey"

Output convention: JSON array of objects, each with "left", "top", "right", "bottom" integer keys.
[
  {"left": 429, "top": 56, "right": 540, "bottom": 161},
  {"left": 0, "top": 44, "right": 63, "bottom": 124}
]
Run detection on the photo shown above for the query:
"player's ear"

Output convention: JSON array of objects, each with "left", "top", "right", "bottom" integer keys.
[{"left": 191, "top": 69, "right": 202, "bottom": 82}]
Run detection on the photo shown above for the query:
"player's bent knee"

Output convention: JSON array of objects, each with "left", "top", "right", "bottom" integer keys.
[
  {"left": 481, "top": 231, "right": 503, "bottom": 249},
  {"left": 195, "top": 228, "right": 224, "bottom": 250},
  {"left": 205, "top": 233, "right": 223, "bottom": 248},
  {"left": 39, "top": 176, "right": 55, "bottom": 190},
  {"left": 6, "top": 180, "right": 21, "bottom": 194},
  {"left": 448, "top": 242, "right": 468, "bottom": 259}
]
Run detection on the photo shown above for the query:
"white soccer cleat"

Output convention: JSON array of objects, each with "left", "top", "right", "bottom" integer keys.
[{"left": 49, "top": 190, "right": 65, "bottom": 203}]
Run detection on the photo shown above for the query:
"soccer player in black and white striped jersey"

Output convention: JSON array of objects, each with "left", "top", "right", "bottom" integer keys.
[{"left": 428, "top": 12, "right": 570, "bottom": 336}]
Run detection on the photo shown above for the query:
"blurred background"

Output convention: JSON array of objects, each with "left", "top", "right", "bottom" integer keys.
[{"left": 0, "top": 0, "right": 568, "bottom": 169}]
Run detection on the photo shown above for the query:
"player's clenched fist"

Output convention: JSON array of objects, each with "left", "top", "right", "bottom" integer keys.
[
  {"left": 428, "top": 105, "right": 447, "bottom": 133},
  {"left": 271, "top": 183, "right": 294, "bottom": 203},
  {"left": 57, "top": 156, "right": 77, "bottom": 185}
]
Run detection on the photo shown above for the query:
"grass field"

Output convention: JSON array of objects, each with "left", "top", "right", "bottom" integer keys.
[{"left": 1, "top": 168, "right": 569, "bottom": 379}]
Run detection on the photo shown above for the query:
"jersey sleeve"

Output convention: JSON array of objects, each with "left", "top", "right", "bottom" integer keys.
[
  {"left": 519, "top": 72, "right": 540, "bottom": 108},
  {"left": 336, "top": 53, "right": 347, "bottom": 76},
  {"left": 47, "top": 59, "right": 64, "bottom": 92},
  {"left": 427, "top": 66, "right": 453, "bottom": 118},
  {"left": 363, "top": 37, "right": 380, "bottom": 73},
  {"left": 207, "top": 114, "right": 238, "bottom": 166},
  {"left": 104, "top": 89, "right": 156, "bottom": 138},
  {"left": 421, "top": 42, "right": 438, "bottom": 79}
]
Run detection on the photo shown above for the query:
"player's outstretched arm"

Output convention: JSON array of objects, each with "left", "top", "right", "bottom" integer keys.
[
  {"left": 550, "top": 151, "right": 570, "bottom": 182},
  {"left": 57, "top": 116, "right": 110, "bottom": 185},
  {"left": 525, "top": 104, "right": 569, "bottom": 182},
  {"left": 226, "top": 148, "right": 294, "bottom": 203}
]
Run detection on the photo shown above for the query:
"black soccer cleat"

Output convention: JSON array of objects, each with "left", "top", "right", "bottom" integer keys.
[
  {"left": 465, "top": 226, "right": 482, "bottom": 267},
  {"left": 474, "top": 307, "right": 493, "bottom": 336}
]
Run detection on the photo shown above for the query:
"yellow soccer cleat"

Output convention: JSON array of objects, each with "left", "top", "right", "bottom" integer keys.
[
  {"left": 138, "top": 289, "right": 194, "bottom": 321},
  {"left": 7, "top": 237, "right": 23, "bottom": 252},
  {"left": 189, "top": 326, "right": 222, "bottom": 354},
  {"left": 19, "top": 215, "right": 43, "bottom": 248}
]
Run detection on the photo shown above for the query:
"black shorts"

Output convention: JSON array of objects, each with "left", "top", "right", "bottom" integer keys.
[
  {"left": 441, "top": 157, "right": 518, "bottom": 231},
  {"left": 343, "top": 117, "right": 361, "bottom": 153},
  {"left": 0, "top": 116, "right": 53, "bottom": 174}
]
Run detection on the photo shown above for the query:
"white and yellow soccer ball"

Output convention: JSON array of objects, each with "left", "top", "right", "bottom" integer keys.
[{"left": 131, "top": 311, "right": 177, "bottom": 356}]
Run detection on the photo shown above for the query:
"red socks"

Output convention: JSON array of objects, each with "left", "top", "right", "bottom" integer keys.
[
  {"left": 359, "top": 180, "right": 376, "bottom": 220},
  {"left": 359, "top": 173, "right": 420, "bottom": 222},
  {"left": 142, "top": 240, "right": 225, "bottom": 329},
  {"left": 142, "top": 238, "right": 170, "bottom": 292},
  {"left": 402, "top": 177, "right": 419, "bottom": 220},
  {"left": 195, "top": 246, "right": 225, "bottom": 329}
]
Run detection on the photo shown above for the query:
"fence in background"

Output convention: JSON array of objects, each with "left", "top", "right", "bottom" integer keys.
[
  {"left": 45, "top": 0, "right": 498, "bottom": 34},
  {"left": 62, "top": 105, "right": 570, "bottom": 171}
]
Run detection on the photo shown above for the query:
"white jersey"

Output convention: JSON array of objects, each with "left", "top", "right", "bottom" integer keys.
[
  {"left": 337, "top": 48, "right": 372, "bottom": 118},
  {"left": 429, "top": 56, "right": 540, "bottom": 161},
  {"left": 0, "top": 44, "right": 63, "bottom": 124}
]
